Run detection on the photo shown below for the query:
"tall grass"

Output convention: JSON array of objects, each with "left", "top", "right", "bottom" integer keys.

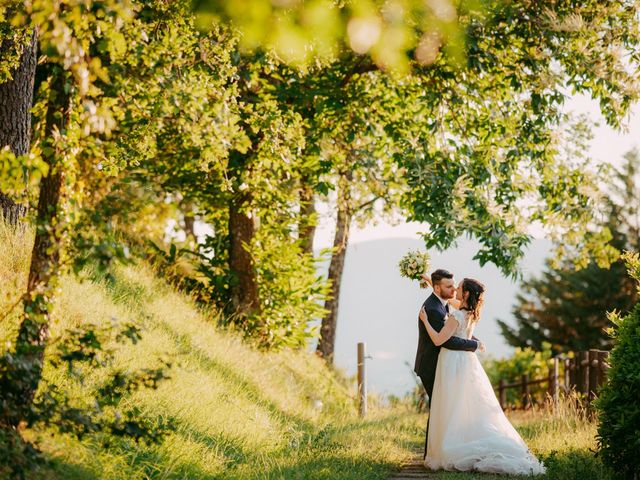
[
  {"left": 0, "top": 220, "right": 32, "bottom": 344},
  {"left": 1, "top": 221, "right": 418, "bottom": 479},
  {"left": 0, "top": 221, "right": 609, "bottom": 479}
]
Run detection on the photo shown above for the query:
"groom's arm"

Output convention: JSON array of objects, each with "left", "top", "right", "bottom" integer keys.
[{"left": 441, "top": 335, "right": 478, "bottom": 352}]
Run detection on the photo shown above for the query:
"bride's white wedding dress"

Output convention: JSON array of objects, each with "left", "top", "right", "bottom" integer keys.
[{"left": 424, "top": 309, "right": 546, "bottom": 475}]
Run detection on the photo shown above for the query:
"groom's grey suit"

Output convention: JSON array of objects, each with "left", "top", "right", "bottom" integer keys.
[{"left": 414, "top": 292, "right": 479, "bottom": 459}]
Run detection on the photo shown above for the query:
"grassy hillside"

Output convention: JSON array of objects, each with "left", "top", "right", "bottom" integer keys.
[
  {"left": 1, "top": 223, "right": 419, "bottom": 479},
  {"left": 0, "top": 222, "right": 611, "bottom": 479}
]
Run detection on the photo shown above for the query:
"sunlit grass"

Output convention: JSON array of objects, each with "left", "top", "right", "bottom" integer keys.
[
  {"left": 0, "top": 220, "right": 32, "bottom": 344},
  {"left": 1, "top": 222, "right": 610, "bottom": 479},
  {"left": 1, "top": 222, "right": 418, "bottom": 478}
]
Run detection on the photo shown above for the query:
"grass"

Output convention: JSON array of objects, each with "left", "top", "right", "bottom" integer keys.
[
  {"left": 419, "top": 399, "right": 612, "bottom": 480},
  {"left": 0, "top": 221, "right": 612, "bottom": 479}
]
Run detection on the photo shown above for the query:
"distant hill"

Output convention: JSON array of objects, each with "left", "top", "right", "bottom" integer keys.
[{"left": 313, "top": 237, "right": 551, "bottom": 396}]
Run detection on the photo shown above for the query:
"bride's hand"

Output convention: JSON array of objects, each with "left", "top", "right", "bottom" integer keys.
[{"left": 419, "top": 307, "right": 427, "bottom": 322}]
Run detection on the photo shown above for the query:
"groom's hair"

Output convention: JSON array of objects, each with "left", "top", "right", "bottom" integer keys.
[{"left": 431, "top": 269, "right": 454, "bottom": 285}]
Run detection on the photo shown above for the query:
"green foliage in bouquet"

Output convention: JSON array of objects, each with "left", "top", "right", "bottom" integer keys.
[
  {"left": 398, "top": 250, "right": 431, "bottom": 281},
  {"left": 595, "top": 252, "right": 640, "bottom": 479}
]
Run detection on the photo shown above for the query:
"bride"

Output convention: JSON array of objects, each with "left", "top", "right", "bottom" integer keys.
[{"left": 419, "top": 277, "right": 545, "bottom": 475}]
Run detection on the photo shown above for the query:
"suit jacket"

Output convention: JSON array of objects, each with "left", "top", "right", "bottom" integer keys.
[{"left": 413, "top": 293, "right": 478, "bottom": 396}]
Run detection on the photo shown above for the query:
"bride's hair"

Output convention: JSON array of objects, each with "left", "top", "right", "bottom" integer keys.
[{"left": 461, "top": 278, "right": 485, "bottom": 323}]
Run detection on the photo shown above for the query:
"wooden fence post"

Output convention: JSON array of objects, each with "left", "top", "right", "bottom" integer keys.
[
  {"left": 564, "top": 357, "right": 571, "bottom": 393},
  {"left": 522, "top": 374, "right": 530, "bottom": 409},
  {"left": 569, "top": 356, "right": 577, "bottom": 392},
  {"left": 588, "top": 349, "right": 599, "bottom": 404},
  {"left": 548, "top": 357, "right": 559, "bottom": 406},
  {"left": 498, "top": 379, "right": 506, "bottom": 410},
  {"left": 577, "top": 351, "right": 589, "bottom": 399},
  {"left": 357, "top": 342, "right": 367, "bottom": 417}
]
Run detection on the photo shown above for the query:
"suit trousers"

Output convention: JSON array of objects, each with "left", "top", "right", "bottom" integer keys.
[{"left": 419, "top": 374, "right": 434, "bottom": 460}]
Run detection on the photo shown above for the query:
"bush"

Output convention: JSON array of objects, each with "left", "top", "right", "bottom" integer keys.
[
  {"left": 595, "top": 252, "right": 640, "bottom": 479},
  {"left": 541, "top": 449, "right": 613, "bottom": 480},
  {"left": 0, "top": 317, "right": 173, "bottom": 479}
]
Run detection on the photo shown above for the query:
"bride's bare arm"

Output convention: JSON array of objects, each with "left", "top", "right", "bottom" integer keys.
[{"left": 419, "top": 307, "right": 459, "bottom": 346}]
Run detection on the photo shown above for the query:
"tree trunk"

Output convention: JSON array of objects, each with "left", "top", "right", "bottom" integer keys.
[
  {"left": 181, "top": 199, "right": 197, "bottom": 242},
  {"left": 0, "top": 70, "right": 69, "bottom": 426},
  {"left": 316, "top": 174, "right": 352, "bottom": 363},
  {"left": 228, "top": 197, "right": 260, "bottom": 316},
  {"left": 0, "top": 28, "right": 37, "bottom": 225},
  {"left": 299, "top": 182, "right": 316, "bottom": 256}
]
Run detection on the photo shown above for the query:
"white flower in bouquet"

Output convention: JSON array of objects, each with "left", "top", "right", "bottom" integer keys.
[{"left": 398, "top": 250, "right": 431, "bottom": 282}]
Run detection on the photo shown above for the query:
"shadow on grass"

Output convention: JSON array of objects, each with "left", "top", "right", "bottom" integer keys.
[
  {"left": 226, "top": 450, "right": 394, "bottom": 480},
  {"left": 156, "top": 320, "right": 317, "bottom": 433},
  {"left": 47, "top": 456, "right": 105, "bottom": 480},
  {"left": 0, "top": 431, "right": 99, "bottom": 480},
  {"left": 175, "top": 420, "right": 249, "bottom": 468},
  {"left": 96, "top": 268, "right": 150, "bottom": 310},
  {"left": 539, "top": 448, "right": 613, "bottom": 480}
]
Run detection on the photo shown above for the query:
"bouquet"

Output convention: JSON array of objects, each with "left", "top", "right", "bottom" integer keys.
[{"left": 398, "top": 250, "right": 431, "bottom": 286}]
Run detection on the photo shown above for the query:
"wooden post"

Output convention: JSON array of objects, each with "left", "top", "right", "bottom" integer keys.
[
  {"left": 569, "top": 357, "right": 577, "bottom": 392},
  {"left": 548, "top": 357, "right": 559, "bottom": 406},
  {"left": 588, "top": 349, "right": 599, "bottom": 404},
  {"left": 564, "top": 357, "right": 571, "bottom": 393},
  {"left": 357, "top": 342, "right": 367, "bottom": 417},
  {"left": 522, "top": 374, "right": 530, "bottom": 410},
  {"left": 577, "top": 351, "right": 589, "bottom": 399},
  {"left": 498, "top": 379, "right": 506, "bottom": 410}
]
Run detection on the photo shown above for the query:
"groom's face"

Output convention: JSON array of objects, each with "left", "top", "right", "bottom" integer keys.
[{"left": 435, "top": 278, "right": 456, "bottom": 299}]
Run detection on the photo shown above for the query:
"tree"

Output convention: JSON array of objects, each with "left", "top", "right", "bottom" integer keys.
[
  {"left": 310, "top": 65, "right": 408, "bottom": 361},
  {"left": 498, "top": 150, "right": 640, "bottom": 353},
  {"left": 193, "top": 0, "right": 472, "bottom": 71},
  {"left": 0, "top": 23, "right": 36, "bottom": 224},
  {"left": 0, "top": 0, "right": 244, "bottom": 426},
  {"left": 398, "top": 1, "right": 639, "bottom": 274},
  {"left": 0, "top": 0, "right": 137, "bottom": 427},
  {"left": 313, "top": 0, "right": 640, "bottom": 360}
]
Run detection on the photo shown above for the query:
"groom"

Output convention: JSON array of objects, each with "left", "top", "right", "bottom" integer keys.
[{"left": 413, "top": 269, "right": 483, "bottom": 459}]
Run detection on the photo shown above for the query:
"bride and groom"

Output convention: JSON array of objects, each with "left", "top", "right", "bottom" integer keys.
[{"left": 413, "top": 269, "right": 545, "bottom": 475}]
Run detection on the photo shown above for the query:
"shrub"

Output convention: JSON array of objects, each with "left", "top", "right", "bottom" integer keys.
[
  {"left": 0, "top": 318, "right": 173, "bottom": 479},
  {"left": 595, "top": 252, "right": 640, "bottom": 479}
]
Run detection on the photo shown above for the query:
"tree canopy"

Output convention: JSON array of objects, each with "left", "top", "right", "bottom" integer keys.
[{"left": 498, "top": 149, "right": 640, "bottom": 353}]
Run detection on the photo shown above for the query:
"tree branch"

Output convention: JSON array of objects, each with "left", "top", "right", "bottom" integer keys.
[
  {"left": 340, "top": 57, "right": 379, "bottom": 88},
  {"left": 355, "top": 194, "right": 382, "bottom": 213}
]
